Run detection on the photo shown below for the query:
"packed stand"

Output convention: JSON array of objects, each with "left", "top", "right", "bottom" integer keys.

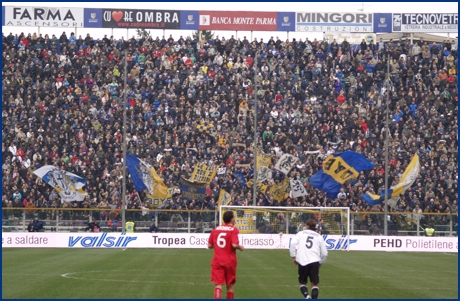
[{"left": 1, "top": 31, "right": 458, "bottom": 231}]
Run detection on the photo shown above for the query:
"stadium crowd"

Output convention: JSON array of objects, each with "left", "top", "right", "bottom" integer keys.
[{"left": 1, "top": 31, "right": 458, "bottom": 229}]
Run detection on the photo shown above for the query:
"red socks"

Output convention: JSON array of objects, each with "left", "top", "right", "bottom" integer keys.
[
  {"left": 214, "top": 288, "right": 222, "bottom": 299},
  {"left": 214, "top": 288, "right": 234, "bottom": 299}
]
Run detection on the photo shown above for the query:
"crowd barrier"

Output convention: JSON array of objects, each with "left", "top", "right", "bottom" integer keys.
[
  {"left": 2, "top": 208, "right": 457, "bottom": 237},
  {"left": 2, "top": 232, "right": 457, "bottom": 252}
]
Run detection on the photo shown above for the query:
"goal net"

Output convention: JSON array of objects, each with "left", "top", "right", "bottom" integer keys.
[{"left": 220, "top": 206, "right": 350, "bottom": 249}]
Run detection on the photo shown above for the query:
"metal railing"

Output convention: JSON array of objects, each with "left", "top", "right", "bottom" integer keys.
[
  {"left": 350, "top": 211, "right": 458, "bottom": 237},
  {"left": 1, "top": 208, "right": 218, "bottom": 233},
  {"left": 1, "top": 208, "right": 457, "bottom": 236}
]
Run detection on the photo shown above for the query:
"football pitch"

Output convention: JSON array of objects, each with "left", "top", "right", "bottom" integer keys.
[{"left": 2, "top": 248, "right": 457, "bottom": 299}]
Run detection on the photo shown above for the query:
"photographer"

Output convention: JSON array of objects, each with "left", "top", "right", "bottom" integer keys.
[
  {"left": 85, "top": 220, "right": 100, "bottom": 232},
  {"left": 27, "top": 219, "right": 35, "bottom": 232},
  {"left": 149, "top": 223, "right": 159, "bottom": 233}
]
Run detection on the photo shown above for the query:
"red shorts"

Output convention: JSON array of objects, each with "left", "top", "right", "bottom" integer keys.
[{"left": 211, "top": 264, "right": 236, "bottom": 286}]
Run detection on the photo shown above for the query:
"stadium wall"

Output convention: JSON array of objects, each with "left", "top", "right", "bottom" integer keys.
[{"left": 2, "top": 233, "right": 457, "bottom": 252}]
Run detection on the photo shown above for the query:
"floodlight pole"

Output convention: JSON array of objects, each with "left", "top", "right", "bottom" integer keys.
[
  {"left": 253, "top": 54, "right": 258, "bottom": 207},
  {"left": 383, "top": 54, "right": 390, "bottom": 236},
  {"left": 252, "top": 54, "right": 258, "bottom": 233},
  {"left": 122, "top": 49, "right": 128, "bottom": 232}
]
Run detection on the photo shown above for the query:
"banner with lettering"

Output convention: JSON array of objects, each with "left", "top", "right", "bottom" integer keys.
[
  {"left": 190, "top": 162, "right": 218, "bottom": 184},
  {"left": 199, "top": 10, "right": 277, "bottom": 31},
  {"left": 393, "top": 13, "right": 458, "bottom": 33},
  {"left": 101, "top": 8, "right": 180, "bottom": 29},
  {"left": 180, "top": 178, "right": 207, "bottom": 201},
  {"left": 5, "top": 6, "right": 84, "bottom": 27},
  {"left": 296, "top": 12, "right": 374, "bottom": 32},
  {"left": 232, "top": 209, "right": 254, "bottom": 234}
]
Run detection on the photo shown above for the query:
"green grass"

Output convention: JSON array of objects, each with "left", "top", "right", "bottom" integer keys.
[{"left": 2, "top": 248, "right": 458, "bottom": 299}]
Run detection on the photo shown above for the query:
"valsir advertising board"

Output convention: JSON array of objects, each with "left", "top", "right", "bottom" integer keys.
[{"left": 2, "top": 233, "right": 457, "bottom": 252}]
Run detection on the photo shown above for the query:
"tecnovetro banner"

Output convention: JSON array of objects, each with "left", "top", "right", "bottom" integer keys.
[
  {"left": 198, "top": 11, "right": 278, "bottom": 31},
  {"left": 296, "top": 12, "right": 374, "bottom": 32},
  {"left": 2, "top": 233, "right": 458, "bottom": 252},
  {"left": 4, "top": 6, "right": 84, "bottom": 27},
  {"left": 393, "top": 13, "right": 458, "bottom": 33},
  {"left": 100, "top": 8, "right": 180, "bottom": 29}
]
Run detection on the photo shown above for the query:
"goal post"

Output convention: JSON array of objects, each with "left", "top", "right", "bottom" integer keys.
[{"left": 220, "top": 205, "right": 351, "bottom": 250}]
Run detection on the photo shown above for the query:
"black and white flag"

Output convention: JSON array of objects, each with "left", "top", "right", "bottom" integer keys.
[{"left": 290, "top": 179, "right": 308, "bottom": 198}]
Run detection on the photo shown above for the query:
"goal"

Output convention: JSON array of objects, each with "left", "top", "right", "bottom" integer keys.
[{"left": 219, "top": 206, "right": 350, "bottom": 249}]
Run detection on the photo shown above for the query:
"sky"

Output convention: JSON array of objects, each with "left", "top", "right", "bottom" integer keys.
[{"left": 2, "top": 2, "right": 458, "bottom": 41}]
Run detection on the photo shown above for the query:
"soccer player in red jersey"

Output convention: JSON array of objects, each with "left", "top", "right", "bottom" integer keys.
[{"left": 208, "top": 211, "right": 244, "bottom": 299}]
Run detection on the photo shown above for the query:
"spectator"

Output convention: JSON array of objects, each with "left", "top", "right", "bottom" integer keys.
[{"left": 0, "top": 32, "right": 457, "bottom": 237}]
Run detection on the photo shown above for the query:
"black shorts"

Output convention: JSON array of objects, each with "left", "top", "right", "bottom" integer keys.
[{"left": 298, "top": 261, "right": 320, "bottom": 284}]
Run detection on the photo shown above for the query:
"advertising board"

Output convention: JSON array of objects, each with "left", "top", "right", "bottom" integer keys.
[
  {"left": 199, "top": 11, "right": 278, "bottom": 31},
  {"left": 296, "top": 12, "right": 374, "bottom": 32},
  {"left": 180, "top": 10, "right": 199, "bottom": 30},
  {"left": 373, "top": 13, "right": 392, "bottom": 33},
  {"left": 2, "top": 233, "right": 457, "bottom": 253},
  {"left": 277, "top": 12, "right": 296, "bottom": 32},
  {"left": 101, "top": 8, "right": 180, "bottom": 29},
  {"left": 393, "top": 13, "right": 458, "bottom": 33},
  {"left": 4, "top": 6, "right": 84, "bottom": 28}
]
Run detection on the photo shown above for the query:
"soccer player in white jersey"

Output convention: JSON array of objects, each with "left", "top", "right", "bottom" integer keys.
[{"left": 289, "top": 219, "right": 328, "bottom": 299}]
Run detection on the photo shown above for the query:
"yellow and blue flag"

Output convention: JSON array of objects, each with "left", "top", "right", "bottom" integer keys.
[
  {"left": 310, "top": 151, "right": 374, "bottom": 198},
  {"left": 196, "top": 121, "right": 214, "bottom": 135},
  {"left": 217, "top": 189, "right": 232, "bottom": 208},
  {"left": 233, "top": 170, "right": 247, "bottom": 189},
  {"left": 126, "top": 155, "right": 173, "bottom": 207},
  {"left": 33, "top": 165, "right": 88, "bottom": 202},
  {"left": 361, "top": 154, "right": 420, "bottom": 206},
  {"left": 180, "top": 178, "right": 207, "bottom": 201}
]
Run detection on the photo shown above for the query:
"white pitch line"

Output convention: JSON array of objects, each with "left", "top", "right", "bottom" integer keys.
[
  {"left": 58, "top": 270, "right": 457, "bottom": 290},
  {"left": 59, "top": 273, "right": 457, "bottom": 290}
]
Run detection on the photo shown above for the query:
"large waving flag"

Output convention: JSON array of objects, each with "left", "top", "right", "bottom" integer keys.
[
  {"left": 33, "top": 166, "right": 88, "bottom": 202},
  {"left": 310, "top": 151, "right": 374, "bottom": 198},
  {"left": 362, "top": 154, "right": 420, "bottom": 207},
  {"left": 126, "top": 155, "right": 156, "bottom": 194},
  {"left": 126, "top": 155, "right": 173, "bottom": 208}
]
